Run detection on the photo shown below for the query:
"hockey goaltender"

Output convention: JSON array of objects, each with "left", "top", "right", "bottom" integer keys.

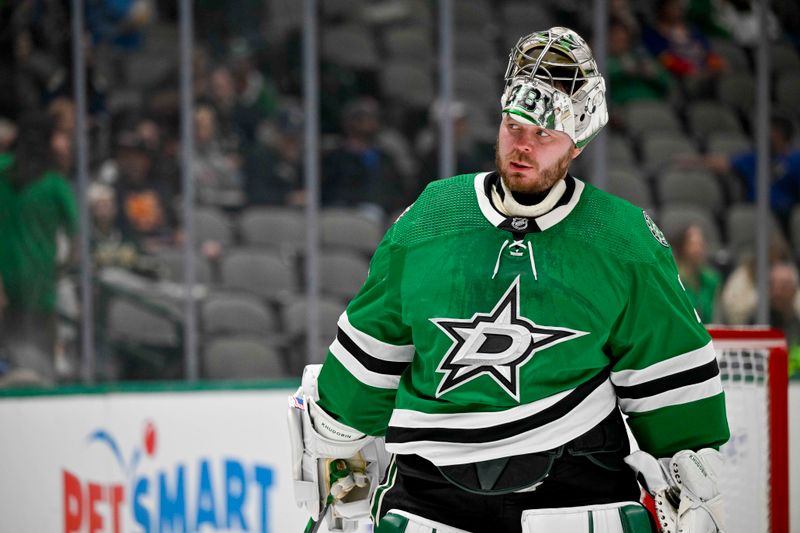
[{"left": 288, "top": 26, "right": 730, "bottom": 533}]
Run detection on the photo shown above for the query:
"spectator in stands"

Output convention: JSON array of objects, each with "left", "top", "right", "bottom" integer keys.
[
  {"left": 703, "top": 115, "right": 800, "bottom": 230},
  {"left": 193, "top": 102, "right": 244, "bottom": 208},
  {"left": 48, "top": 98, "right": 76, "bottom": 176},
  {"left": 670, "top": 223, "right": 722, "bottom": 323},
  {"left": 712, "top": 0, "right": 781, "bottom": 48},
  {"left": 85, "top": 0, "right": 153, "bottom": 50},
  {"left": 112, "top": 129, "right": 176, "bottom": 252},
  {"left": 720, "top": 236, "right": 792, "bottom": 325},
  {"left": 244, "top": 104, "right": 305, "bottom": 206},
  {"left": 415, "top": 100, "right": 483, "bottom": 194},
  {"left": 208, "top": 65, "right": 245, "bottom": 153},
  {"left": 768, "top": 262, "right": 800, "bottom": 375},
  {"left": 610, "top": 0, "right": 641, "bottom": 35},
  {"left": 228, "top": 39, "right": 280, "bottom": 147},
  {"left": 0, "top": 112, "right": 78, "bottom": 380},
  {"left": 642, "top": 0, "right": 727, "bottom": 97},
  {"left": 322, "top": 97, "right": 406, "bottom": 217},
  {"left": 608, "top": 22, "right": 673, "bottom": 107},
  {"left": 0, "top": 118, "right": 17, "bottom": 155},
  {"left": 90, "top": 182, "right": 160, "bottom": 277}
]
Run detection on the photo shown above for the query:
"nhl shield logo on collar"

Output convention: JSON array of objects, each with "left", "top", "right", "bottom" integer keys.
[{"left": 511, "top": 217, "right": 529, "bottom": 231}]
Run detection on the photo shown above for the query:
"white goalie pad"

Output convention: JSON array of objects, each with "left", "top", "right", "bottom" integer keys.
[
  {"left": 287, "top": 364, "right": 391, "bottom": 532},
  {"left": 520, "top": 502, "right": 652, "bottom": 533},
  {"left": 625, "top": 448, "right": 726, "bottom": 533},
  {"left": 379, "top": 510, "right": 473, "bottom": 533}
]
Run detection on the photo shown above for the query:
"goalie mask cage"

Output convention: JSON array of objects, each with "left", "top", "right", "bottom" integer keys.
[{"left": 709, "top": 326, "right": 789, "bottom": 533}]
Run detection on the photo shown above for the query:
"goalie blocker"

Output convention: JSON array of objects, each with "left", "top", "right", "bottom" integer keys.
[{"left": 287, "top": 365, "right": 391, "bottom": 533}]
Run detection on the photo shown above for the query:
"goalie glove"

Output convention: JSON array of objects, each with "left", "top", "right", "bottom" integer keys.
[
  {"left": 287, "top": 365, "right": 390, "bottom": 533},
  {"left": 625, "top": 448, "right": 726, "bottom": 533}
]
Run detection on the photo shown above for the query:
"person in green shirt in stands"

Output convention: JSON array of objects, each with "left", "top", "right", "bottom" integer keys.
[
  {"left": 0, "top": 112, "right": 78, "bottom": 381},
  {"left": 670, "top": 222, "right": 722, "bottom": 323},
  {"left": 607, "top": 21, "right": 673, "bottom": 107}
]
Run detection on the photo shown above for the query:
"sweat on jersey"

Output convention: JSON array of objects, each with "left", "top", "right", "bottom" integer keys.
[{"left": 316, "top": 171, "right": 730, "bottom": 466}]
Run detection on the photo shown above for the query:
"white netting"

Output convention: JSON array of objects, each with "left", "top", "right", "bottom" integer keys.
[{"left": 717, "top": 346, "right": 771, "bottom": 533}]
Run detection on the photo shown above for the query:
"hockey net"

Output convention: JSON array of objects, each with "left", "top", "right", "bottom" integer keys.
[{"left": 709, "top": 327, "right": 789, "bottom": 533}]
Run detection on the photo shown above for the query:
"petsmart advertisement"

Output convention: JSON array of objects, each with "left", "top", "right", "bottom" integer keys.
[{"left": 0, "top": 386, "right": 371, "bottom": 533}]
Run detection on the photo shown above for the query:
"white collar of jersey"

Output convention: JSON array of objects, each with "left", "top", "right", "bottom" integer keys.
[
  {"left": 473, "top": 172, "right": 585, "bottom": 233},
  {"left": 492, "top": 178, "right": 567, "bottom": 217}
]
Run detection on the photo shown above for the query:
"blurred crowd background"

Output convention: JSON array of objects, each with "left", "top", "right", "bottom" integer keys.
[{"left": 1, "top": 0, "right": 800, "bottom": 387}]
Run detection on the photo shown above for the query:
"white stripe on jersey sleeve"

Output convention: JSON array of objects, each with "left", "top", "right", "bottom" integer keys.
[
  {"left": 610, "top": 341, "right": 716, "bottom": 387},
  {"left": 329, "top": 337, "right": 403, "bottom": 390},
  {"left": 386, "top": 379, "right": 617, "bottom": 466},
  {"left": 617, "top": 376, "right": 723, "bottom": 413},
  {"left": 338, "top": 311, "right": 415, "bottom": 363}
]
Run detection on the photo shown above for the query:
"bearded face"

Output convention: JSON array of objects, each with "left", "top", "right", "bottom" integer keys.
[{"left": 495, "top": 115, "right": 580, "bottom": 194}]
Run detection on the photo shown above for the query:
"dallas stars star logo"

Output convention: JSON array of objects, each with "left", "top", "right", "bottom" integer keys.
[{"left": 431, "top": 276, "right": 589, "bottom": 402}]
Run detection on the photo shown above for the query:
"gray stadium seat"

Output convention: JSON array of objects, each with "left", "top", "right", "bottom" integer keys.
[
  {"left": 640, "top": 133, "right": 699, "bottom": 174},
  {"left": 220, "top": 249, "right": 296, "bottom": 300},
  {"left": 657, "top": 169, "right": 725, "bottom": 213},
  {"left": 238, "top": 207, "right": 305, "bottom": 250},
  {"left": 658, "top": 205, "right": 722, "bottom": 258},
  {"left": 725, "top": 203, "right": 783, "bottom": 259},
  {"left": 624, "top": 101, "right": 682, "bottom": 140},
  {"left": 607, "top": 169, "right": 653, "bottom": 210},
  {"left": 320, "top": 250, "right": 370, "bottom": 301},
  {"left": 381, "top": 62, "right": 435, "bottom": 109},
  {"left": 282, "top": 297, "right": 346, "bottom": 371},
  {"left": 384, "top": 27, "right": 434, "bottom": 64},
  {"left": 716, "top": 73, "right": 755, "bottom": 115},
  {"left": 194, "top": 207, "right": 234, "bottom": 247},
  {"left": 452, "top": 0, "right": 492, "bottom": 29},
  {"left": 266, "top": 0, "right": 303, "bottom": 41},
  {"left": 609, "top": 135, "right": 638, "bottom": 167},
  {"left": 500, "top": 5, "right": 559, "bottom": 49},
  {"left": 282, "top": 297, "right": 344, "bottom": 341},
  {"left": 686, "top": 101, "right": 743, "bottom": 139},
  {"left": 706, "top": 131, "right": 751, "bottom": 156},
  {"left": 108, "top": 299, "right": 180, "bottom": 347},
  {"left": 455, "top": 66, "right": 500, "bottom": 108},
  {"left": 709, "top": 38, "right": 750, "bottom": 71},
  {"left": 453, "top": 30, "right": 496, "bottom": 65},
  {"left": 321, "top": 0, "right": 364, "bottom": 20},
  {"left": 776, "top": 73, "right": 800, "bottom": 115},
  {"left": 322, "top": 25, "right": 379, "bottom": 70},
  {"left": 502, "top": 3, "right": 557, "bottom": 33},
  {"left": 202, "top": 293, "right": 278, "bottom": 337},
  {"left": 320, "top": 208, "right": 384, "bottom": 255},
  {"left": 770, "top": 42, "right": 800, "bottom": 76},
  {"left": 156, "top": 248, "right": 213, "bottom": 284},
  {"left": 203, "top": 336, "right": 287, "bottom": 379}
]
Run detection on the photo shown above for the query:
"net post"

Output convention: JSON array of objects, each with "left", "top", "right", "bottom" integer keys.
[{"left": 769, "top": 341, "right": 789, "bottom": 533}]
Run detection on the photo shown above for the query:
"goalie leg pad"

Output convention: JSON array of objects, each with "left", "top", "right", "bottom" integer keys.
[
  {"left": 520, "top": 502, "right": 654, "bottom": 533},
  {"left": 375, "top": 510, "right": 473, "bottom": 533}
]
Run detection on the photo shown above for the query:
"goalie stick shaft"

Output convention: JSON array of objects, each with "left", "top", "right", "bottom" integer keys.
[{"left": 304, "top": 501, "right": 331, "bottom": 533}]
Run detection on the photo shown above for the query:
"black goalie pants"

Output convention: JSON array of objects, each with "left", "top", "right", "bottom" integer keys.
[{"left": 374, "top": 412, "right": 642, "bottom": 533}]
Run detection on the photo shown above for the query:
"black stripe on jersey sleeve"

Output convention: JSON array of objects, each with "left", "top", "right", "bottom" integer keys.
[
  {"left": 386, "top": 369, "right": 609, "bottom": 445},
  {"left": 336, "top": 328, "right": 410, "bottom": 376},
  {"left": 614, "top": 359, "right": 720, "bottom": 400}
]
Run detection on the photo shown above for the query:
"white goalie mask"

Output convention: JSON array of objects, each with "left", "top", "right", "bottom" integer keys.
[{"left": 500, "top": 26, "right": 608, "bottom": 148}]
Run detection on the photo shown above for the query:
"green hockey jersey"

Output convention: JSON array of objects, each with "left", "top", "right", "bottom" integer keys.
[{"left": 317, "top": 172, "right": 730, "bottom": 466}]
